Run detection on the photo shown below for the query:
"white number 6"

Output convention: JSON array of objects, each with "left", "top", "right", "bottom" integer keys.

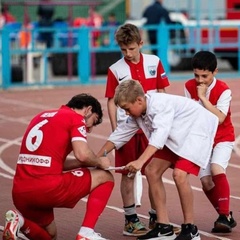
[{"left": 26, "top": 119, "right": 48, "bottom": 152}]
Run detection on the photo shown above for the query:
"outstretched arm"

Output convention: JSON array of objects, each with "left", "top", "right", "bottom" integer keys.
[
  {"left": 71, "top": 140, "right": 111, "bottom": 169},
  {"left": 126, "top": 144, "right": 158, "bottom": 173},
  {"left": 97, "top": 140, "right": 116, "bottom": 157}
]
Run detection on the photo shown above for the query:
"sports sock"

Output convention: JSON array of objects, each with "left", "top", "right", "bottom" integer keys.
[
  {"left": 203, "top": 186, "right": 219, "bottom": 213},
  {"left": 82, "top": 181, "right": 114, "bottom": 229},
  {"left": 124, "top": 204, "right": 138, "bottom": 221},
  {"left": 21, "top": 218, "right": 51, "bottom": 240},
  {"left": 124, "top": 204, "right": 136, "bottom": 215},
  {"left": 78, "top": 226, "right": 94, "bottom": 236},
  {"left": 149, "top": 208, "right": 156, "bottom": 214},
  {"left": 212, "top": 173, "right": 230, "bottom": 215}
]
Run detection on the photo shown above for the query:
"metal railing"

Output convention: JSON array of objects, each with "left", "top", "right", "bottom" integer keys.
[{"left": 1, "top": 21, "right": 240, "bottom": 89}]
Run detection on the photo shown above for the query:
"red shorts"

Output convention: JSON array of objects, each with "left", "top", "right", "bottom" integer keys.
[
  {"left": 142, "top": 146, "right": 200, "bottom": 176},
  {"left": 115, "top": 132, "right": 149, "bottom": 175},
  {"left": 12, "top": 168, "right": 91, "bottom": 227}
]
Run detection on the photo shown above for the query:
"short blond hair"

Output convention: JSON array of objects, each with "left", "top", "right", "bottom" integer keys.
[{"left": 114, "top": 80, "right": 145, "bottom": 106}]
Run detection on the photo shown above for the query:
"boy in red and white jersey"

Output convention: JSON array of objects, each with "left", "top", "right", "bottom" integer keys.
[
  {"left": 184, "top": 51, "right": 236, "bottom": 233},
  {"left": 105, "top": 23, "right": 170, "bottom": 236}
]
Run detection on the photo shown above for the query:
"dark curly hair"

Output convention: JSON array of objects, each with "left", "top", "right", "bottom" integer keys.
[
  {"left": 66, "top": 93, "right": 103, "bottom": 125},
  {"left": 191, "top": 51, "right": 217, "bottom": 73}
]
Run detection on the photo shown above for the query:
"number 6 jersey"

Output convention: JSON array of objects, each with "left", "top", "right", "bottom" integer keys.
[{"left": 14, "top": 105, "right": 87, "bottom": 190}]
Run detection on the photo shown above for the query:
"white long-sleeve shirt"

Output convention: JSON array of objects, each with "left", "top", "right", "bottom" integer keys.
[{"left": 108, "top": 92, "right": 218, "bottom": 168}]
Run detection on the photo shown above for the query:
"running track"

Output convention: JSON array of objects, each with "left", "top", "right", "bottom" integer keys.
[{"left": 0, "top": 80, "right": 239, "bottom": 240}]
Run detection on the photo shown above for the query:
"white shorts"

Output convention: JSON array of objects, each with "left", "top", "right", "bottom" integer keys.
[{"left": 199, "top": 141, "right": 234, "bottom": 179}]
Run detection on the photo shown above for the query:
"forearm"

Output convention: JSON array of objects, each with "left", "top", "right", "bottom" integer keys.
[
  {"left": 137, "top": 144, "right": 158, "bottom": 164},
  {"left": 77, "top": 148, "right": 102, "bottom": 168},
  {"left": 63, "top": 157, "right": 83, "bottom": 171},
  {"left": 97, "top": 140, "right": 116, "bottom": 157},
  {"left": 126, "top": 144, "right": 158, "bottom": 172},
  {"left": 200, "top": 97, "right": 226, "bottom": 124},
  {"left": 72, "top": 141, "right": 110, "bottom": 169}
]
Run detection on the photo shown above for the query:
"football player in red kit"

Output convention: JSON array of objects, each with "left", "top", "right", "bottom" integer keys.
[
  {"left": 2, "top": 93, "right": 114, "bottom": 240},
  {"left": 184, "top": 51, "right": 237, "bottom": 233}
]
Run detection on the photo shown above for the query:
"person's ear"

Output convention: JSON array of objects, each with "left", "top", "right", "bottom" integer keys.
[
  {"left": 213, "top": 68, "right": 218, "bottom": 76},
  {"left": 84, "top": 106, "right": 92, "bottom": 116},
  {"left": 136, "top": 96, "right": 144, "bottom": 104}
]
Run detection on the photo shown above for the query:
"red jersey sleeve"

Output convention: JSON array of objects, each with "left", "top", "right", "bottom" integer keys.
[
  {"left": 71, "top": 116, "right": 88, "bottom": 141},
  {"left": 157, "top": 60, "right": 170, "bottom": 89}
]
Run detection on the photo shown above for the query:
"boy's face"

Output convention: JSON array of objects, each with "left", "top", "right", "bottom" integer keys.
[
  {"left": 119, "top": 41, "right": 143, "bottom": 63},
  {"left": 119, "top": 97, "right": 145, "bottom": 118},
  {"left": 193, "top": 68, "right": 218, "bottom": 87}
]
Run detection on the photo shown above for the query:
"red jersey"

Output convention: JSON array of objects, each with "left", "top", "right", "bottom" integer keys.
[
  {"left": 105, "top": 53, "right": 169, "bottom": 98},
  {"left": 3, "top": 12, "right": 16, "bottom": 23},
  {"left": 14, "top": 105, "right": 87, "bottom": 191},
  {"left": 185, "top": 79, "right": 235, "bottom": 144}
]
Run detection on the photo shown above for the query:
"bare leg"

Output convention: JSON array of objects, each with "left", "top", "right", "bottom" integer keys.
[
  {"left": 173, "top": 168, "right": 194, "bottom": 224},
  {"left": 145, "top": 158, "right": 171, "bottom": 224},
  {"left": 121, "top": 174, "right": 135, "bottom": 207}
]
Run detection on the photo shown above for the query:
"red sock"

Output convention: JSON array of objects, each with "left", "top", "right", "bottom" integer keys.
[
  {"left": 203, "top": 186, "right": 219, "bottom": 213},
  {"left": 82, "top": 181, "right": 114, "bottom": 228},
  {"left": 21, "top": 218, "right": 52, "bottom": 240},
  {"left": 212, "top": 173, "right": 230, "bottom": 215}
]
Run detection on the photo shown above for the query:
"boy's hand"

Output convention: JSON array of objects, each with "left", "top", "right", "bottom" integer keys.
[
  {"left": 125, "top": 160, "right": 143, "bottom": 173},
  {"left": 197, "top": 84, "right": 207, "bottom": 99}
]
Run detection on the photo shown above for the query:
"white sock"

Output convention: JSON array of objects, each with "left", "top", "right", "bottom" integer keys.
[
  {"left": 78, "top": 226, "right": 94, "bottom": 236},
  {"left": 124, "top": 204, "right": 136, "bottom": 216},
  {"left": 149, "top": 208, "right": 156, "bottom": 214},
  {"left": 15, "top": 210, "right": 24, "bottom": 227}
]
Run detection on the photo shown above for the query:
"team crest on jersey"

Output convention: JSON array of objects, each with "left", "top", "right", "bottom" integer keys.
[
  {"left": 148, "top": 66, "right": 156, "bottom": 76},
  {"left": 78, "top": 126, "right": 87, "bottom": 137}
]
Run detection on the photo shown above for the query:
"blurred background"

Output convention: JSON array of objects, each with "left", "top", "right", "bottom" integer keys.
[{"left": 0, "top": 0, "right": 240, "bottom": 89}]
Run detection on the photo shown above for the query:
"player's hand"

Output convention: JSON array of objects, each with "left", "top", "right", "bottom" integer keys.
[{"left": 98, "top": 156, "right": 111, "bottom": 170}]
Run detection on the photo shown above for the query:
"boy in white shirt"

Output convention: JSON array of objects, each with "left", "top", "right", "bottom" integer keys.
[{"left": 98, "top": 79, "right": 218, "bottom": 240}]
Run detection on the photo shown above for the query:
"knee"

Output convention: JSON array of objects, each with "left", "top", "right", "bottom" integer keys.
[
  {"left": 45, "top": 221, "right": 57, "bottom": 240},
  {"left": 107, "top": 171, "right": 114, "bottom": 182},
  {"left": 91, "top": 169, "right": 115, "bottom": 189},
  {"left": 121, "top": 174, "right": 134, "bottom": 185},
  {"left": 172, "top": 169, "right": 187, "bottom": 185},
  {"left": 51, "top": 234, "right": 57, "bottom": 240},
  {"left": 144, "top": 165, "right": 152, "bottom": 177},
  {"left": 102, "top": 170, "right": 114, "bottom": 182},
  {"left": 145, "top": 164, "right": 159, "bottom": 180},
  {"left": 201, "top": 176, "right": 214, "bottom": 191}
]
